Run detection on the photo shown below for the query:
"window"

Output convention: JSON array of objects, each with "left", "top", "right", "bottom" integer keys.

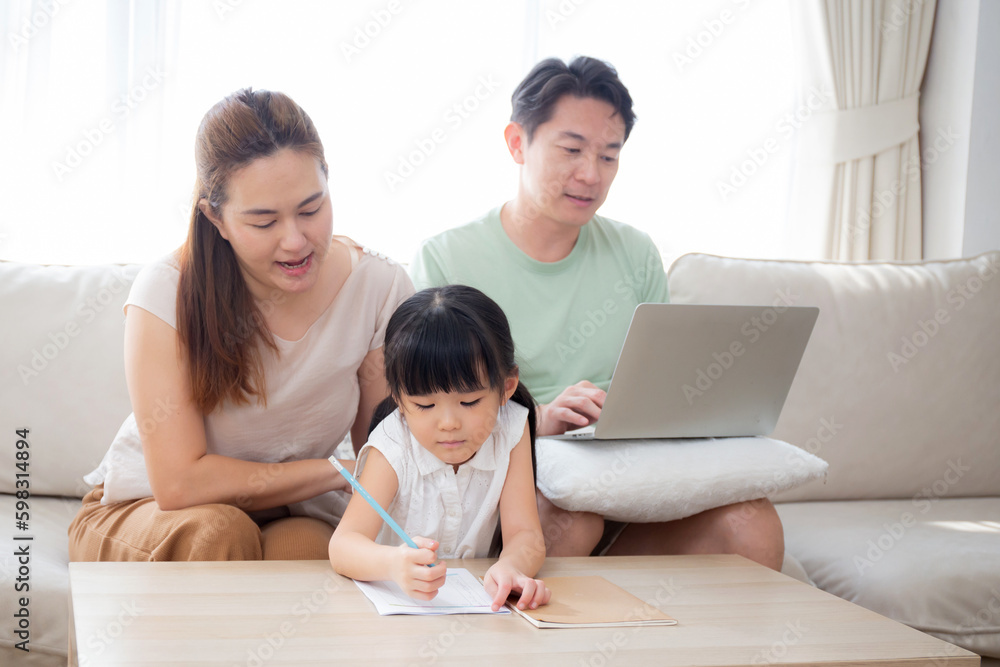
[{"left": 1, "top": 0, "right": 792, "bottom": 267}]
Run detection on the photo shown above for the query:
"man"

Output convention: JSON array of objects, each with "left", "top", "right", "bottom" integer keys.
[{"left": 410, "top": 56, "right": 783, "bottom": 568}]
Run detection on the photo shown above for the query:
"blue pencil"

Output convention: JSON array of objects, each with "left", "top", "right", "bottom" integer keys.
[{"left": 329, "top": 457, "right": 433, "bottom": 564}]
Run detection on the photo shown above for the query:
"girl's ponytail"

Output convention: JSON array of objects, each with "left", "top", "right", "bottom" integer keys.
[
  {"left": 508, "top": 381, "right": 536, "bottom": 446},
  {"left": 367, "top": 396, "right": 398, "bottom": 437},
  {"left": 509, "top": 380, "right": 537, "bottom": 480}
]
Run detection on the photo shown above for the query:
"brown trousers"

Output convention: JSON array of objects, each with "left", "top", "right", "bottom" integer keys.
[{"left": 68, "top": 485, "right": 334, "bottom": 562}]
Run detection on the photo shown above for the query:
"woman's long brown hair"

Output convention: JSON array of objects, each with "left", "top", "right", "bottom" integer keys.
[{"left": 176, "top": 89, "right": 328, "bottom": 414}]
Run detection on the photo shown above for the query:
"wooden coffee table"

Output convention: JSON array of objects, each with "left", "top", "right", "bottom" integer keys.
[{"left": 68, "top": 555, "right": 979, "bottom": 666}]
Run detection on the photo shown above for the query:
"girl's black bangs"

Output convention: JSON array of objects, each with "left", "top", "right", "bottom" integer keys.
[{"left": 391, "top": 310, "right": 503, "bottom": 398}]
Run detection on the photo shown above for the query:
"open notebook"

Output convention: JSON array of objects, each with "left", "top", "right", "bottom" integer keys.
[{"left": 354, "top": 568, "right": 509, "bottom": 615}]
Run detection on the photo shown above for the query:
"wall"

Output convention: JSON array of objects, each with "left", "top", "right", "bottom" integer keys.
[
  {"left": 962, "top": 0, "right": 1000, "bottom": 256},
  {"left": 920, "top": 0, "right": 1000, "bottom": 259}
]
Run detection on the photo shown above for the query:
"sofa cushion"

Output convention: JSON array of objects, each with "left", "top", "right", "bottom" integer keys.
[
  {"left": 0, "top": 262, "right": 139, "bottom": 497},
  {"left": 0, "top": 495, "right": 81, "bottom": 665},
  {"left": 667, "top": 252, "right": 1000, "bottom": 502},
  {"left": 535, "top": 436, "right": 827, "bottom": 522},
  {"left": 776, "top": 498, "right": 1000, "bottom": 659},
  {"left": 779, "top": 552, "right": 813, "bottom": 586}
]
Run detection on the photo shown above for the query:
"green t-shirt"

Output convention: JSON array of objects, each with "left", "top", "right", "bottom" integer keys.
[{"left": 409, "top": 206, "right": 669, "bottom": 404}]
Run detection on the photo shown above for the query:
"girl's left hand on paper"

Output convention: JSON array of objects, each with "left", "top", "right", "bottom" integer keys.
[{"left": 483, "top": 562, "right": 551, "bottom": 612}]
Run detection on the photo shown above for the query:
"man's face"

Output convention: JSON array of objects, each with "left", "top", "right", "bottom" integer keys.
[{"left": 515, "top": 95, "right": 626, "bottom": 229}]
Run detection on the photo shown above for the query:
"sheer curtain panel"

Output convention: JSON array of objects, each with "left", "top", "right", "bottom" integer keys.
[{"left": 787, "top": 0, "right": 936, "bottom": 260}]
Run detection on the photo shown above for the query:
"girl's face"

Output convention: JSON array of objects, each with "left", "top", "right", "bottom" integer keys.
[
  {"left": 399, "top": 375, "right": 519, "bottom": 470},
  {"left": 200, "top": 148, "right": 333, "bottom": 302}
]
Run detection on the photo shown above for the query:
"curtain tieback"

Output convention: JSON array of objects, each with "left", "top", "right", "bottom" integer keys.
[{"left": 800, "top": 94, "right": 919, "bottom": 164}]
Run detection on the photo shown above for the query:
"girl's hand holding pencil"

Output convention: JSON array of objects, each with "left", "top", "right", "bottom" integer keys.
[{"left": 392, "top": 537, "right": 448, "bottom": 601}]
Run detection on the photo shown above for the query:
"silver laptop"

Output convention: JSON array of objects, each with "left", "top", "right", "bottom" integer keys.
[{"left": 550, "top": 303, "right": 819, "bottom": 440}]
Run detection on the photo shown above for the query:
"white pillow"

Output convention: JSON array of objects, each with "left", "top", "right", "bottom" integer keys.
[
  {"left": 0, "top": 261, "right": 140, "bottom": 497},
  {"left": 535, "top": 436, "right": 828, "bottom": 523}
]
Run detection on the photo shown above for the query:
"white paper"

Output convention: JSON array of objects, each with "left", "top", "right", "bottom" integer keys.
[{"left": 354, "top": 568, "right": 511, "bottom": 615}]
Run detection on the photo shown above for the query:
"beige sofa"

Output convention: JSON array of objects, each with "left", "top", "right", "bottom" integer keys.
[
  {"left": 1, "top": 252, "right": 997, "bottom": 666},
  {"left": 667, "top": 251, "right": 1000, "bottom": 663}
]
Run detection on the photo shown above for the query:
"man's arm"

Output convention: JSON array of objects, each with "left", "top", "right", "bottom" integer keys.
[{"left": 536, "top": 381, "right": 606, "bottom": 436}]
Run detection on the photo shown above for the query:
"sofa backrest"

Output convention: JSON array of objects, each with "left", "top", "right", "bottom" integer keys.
[
  {"left": 0, "top": 261, "right": 141, "bottom": 498},
  {"left": 666, "top": 251, "right": 1000, "bottom": 502}
]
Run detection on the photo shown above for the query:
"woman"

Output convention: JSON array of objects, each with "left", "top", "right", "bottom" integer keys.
[{"left": 68, "top": 88, "right": 414, "bottom": 561}]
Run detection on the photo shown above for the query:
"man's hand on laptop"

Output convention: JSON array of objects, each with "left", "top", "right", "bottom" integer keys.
[{"left": 537, "top": 381, "right": 606, "bottom": 436}]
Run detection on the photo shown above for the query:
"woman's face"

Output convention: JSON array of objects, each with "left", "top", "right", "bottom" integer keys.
[{"left": 202, "top": 148, "right": 333, "bottom": 302}]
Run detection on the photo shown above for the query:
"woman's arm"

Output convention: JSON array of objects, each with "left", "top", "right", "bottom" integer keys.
[
  {"left": 126, "top": 306, "right": 349, "bottom": 511},
  {"left": 483, "top": 422, "right": 552, "bottom": 611},
  {"left": 328, "top": 447, "right": 446, "bottom": 599},
  {"left": 351, "top": 346, "right": 388, "bottom": 453}
]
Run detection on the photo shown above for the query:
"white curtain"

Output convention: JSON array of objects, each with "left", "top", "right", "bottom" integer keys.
[
  {"left": 0, "top": 0, "right": 180, "bottom": 262},
  {"left": 2, "top": 1, "right": 796, "bottom": 266},
  {"left": 787, "top": 0, "right": 936, "bottom": 260}
]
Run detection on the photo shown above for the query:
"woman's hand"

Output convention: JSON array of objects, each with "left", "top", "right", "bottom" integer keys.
[
  {"left": 329, "top": 458, "right": 356, "bottom": 492},
  {"left": 537, "top": 381, "right": 606, "bottom": 436},
  {"left": 391, "top": 537, "right": 447, "bottom": 601},
  {"left": 483, "top": 560, "right": 551, "bottom": 612}
]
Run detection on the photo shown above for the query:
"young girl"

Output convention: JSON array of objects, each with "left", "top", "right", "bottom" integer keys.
[{"left": 328, "top": 285, "right": 551, "bottom": 612}]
